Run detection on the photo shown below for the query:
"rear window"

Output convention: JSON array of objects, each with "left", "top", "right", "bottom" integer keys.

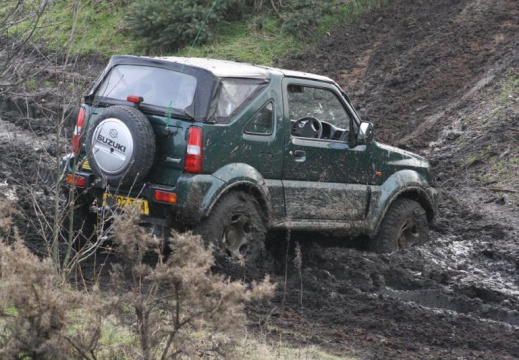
[
  {"left": 96, "top": 65, "right": 197, "bottom": 111},
  {"left": 215, "top": 79, "right": 266, "bottom": 122}
]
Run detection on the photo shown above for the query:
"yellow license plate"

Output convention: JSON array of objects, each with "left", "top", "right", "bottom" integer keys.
[
  {"left": 102, "top": 193, "right": 149, "bottom": 215},
  {"left": 82, "top": 158, "right": 91, "bottom": 170}
]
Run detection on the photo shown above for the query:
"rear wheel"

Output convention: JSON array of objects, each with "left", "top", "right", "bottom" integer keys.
[
  {"left": 370, "top": 198, "right": 429, "bottom": 253},
  {"left": 195, "top": 191, "right": 271, "bottom": 277}
]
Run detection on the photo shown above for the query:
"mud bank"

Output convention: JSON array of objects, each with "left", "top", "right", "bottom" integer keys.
[
  {"left": 267, "top": 0, "right": 519, "bottom": 358},
  {"left": 280, "top": 0, "right": 519, "bottom": 147}
]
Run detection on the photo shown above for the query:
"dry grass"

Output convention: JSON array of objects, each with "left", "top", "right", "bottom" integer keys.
[{"left": 0, "top": 200, "right": 277, "bottom": 359}]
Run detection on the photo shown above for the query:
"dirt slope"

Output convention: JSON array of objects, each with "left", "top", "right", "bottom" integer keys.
[
  {"left": 264, "top": 0, "right": 519, "bottom": 358},
  {"left": 280, "top": 0, "right": 518, "bottom": 146}
]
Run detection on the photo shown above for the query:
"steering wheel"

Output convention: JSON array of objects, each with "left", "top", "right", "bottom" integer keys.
[
  {"left": 338, "top": 129, "right": 351, "bottom": 142},
  {"left": 291, "top": 117, "right": 323, "bottom": 139}
]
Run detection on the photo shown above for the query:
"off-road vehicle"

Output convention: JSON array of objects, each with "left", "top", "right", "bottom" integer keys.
[{"left": 63, "top": 55, "right": 438, "bottom": 264}]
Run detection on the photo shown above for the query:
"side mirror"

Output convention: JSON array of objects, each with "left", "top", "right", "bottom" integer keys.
[{"left": 358, "top": 122, "right": 374, "bottom": 144}]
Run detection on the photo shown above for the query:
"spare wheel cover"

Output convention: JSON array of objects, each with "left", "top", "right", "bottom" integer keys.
[{"left": 91, "top": 118, "right": 134, "bottom": 175}]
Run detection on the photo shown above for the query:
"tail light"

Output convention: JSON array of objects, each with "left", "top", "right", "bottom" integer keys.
[
  {"left": 154, "top": 190, "right": 177, "bottom": 204},
  {"left": 127, "top": 95, "right": 144, "bottom": 104},
  {"left": 184, "top": 126, "right": 203, "bottom": 173},
  {"left": 67, "top": 174, "right": 86, "bottom": 188},
  {"left": 72, "top": 107, "right": 86, "bottom": 154}
]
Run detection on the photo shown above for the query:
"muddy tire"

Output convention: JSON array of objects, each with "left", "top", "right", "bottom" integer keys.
[
  {"left": 85, "top": 105, "right": 156, "bottom": 187},
  {"left": 370, "top": 198, "right": 429, "bottom": 253},
  {"left": 195, "top": 191, "right": 271, "bottom": 277}
]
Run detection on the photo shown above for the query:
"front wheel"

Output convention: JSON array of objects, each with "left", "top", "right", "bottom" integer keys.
[
  {"left": 195, "top": 191, "right": 270, "bottom": 277},
  {"left": 370, "top": 198, "right": 429, "bottom": 253}
]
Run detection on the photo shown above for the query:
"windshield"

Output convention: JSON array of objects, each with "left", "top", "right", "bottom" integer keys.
[{"left": 95, "top": 65, "right": 197, "bottom": 111}]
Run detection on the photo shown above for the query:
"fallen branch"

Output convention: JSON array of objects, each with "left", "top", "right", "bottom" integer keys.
[{"left": 486, "top": 187, "right": 519, "bottom": 193}]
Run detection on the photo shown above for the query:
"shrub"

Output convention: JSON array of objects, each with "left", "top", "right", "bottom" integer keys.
[
  {"left": 0, "top": 188, "right": 274, "bottom": 358},
  {"left": 108, "top": 205, "right": 275, "bottom": 359},
  {"left": 0, "top": 236, "right": 99, "bottom": 359},
  {"left": 281, "top": 0, "right": 327, "bottom": 39},
  {"left": 0, "top": 196, "right": 17, "bottom": 241},
  {"left": 126, "top": 0, "right": 236, "bottom": 53},
  {"left": 125, "top": 0, "right": 340, "bottom": 53}
]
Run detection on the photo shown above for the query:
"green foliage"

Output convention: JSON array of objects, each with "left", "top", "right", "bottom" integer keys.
[
  {"left": 13, "top": 0, "right": 136, "bottom": 55},
  {"left": 25, "top": 79, "right": 38, "bottom": 91},
  {"left": 281, "top": 0, "right": 327, "bottom": 39},
  {"left": 9, "top": 0, "right": 390, "bottom": 62},
  {"left": 180, "top": 0, "right": 388, "bottom": 65},
  {"left": 179, "top": 19, "right": 304, "bottom": 65},
  {"left": 126, "top": 0, "right": 235, "bottom": 53},
  {"left": 126, "top": 0, "right": 333, "bottom": 51},
  {"left": 12, "top": 0, "right": 389, "bottom": 62}
]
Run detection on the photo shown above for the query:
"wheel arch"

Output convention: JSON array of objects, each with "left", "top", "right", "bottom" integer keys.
[
  {"left": 205, "top": 181, "right": 271, "bottom": 226},
  {"left": 373, "top": 186, "right": 435, "bottom": 237},
  {"left": 396, "top": 188, "right": 436, "bottom": 222},
  {"left": 205, "top": 163, "right": 272, "bottom": 222},
  {"left": 370, "top": 169, "right": 437, "bottom": 237}
]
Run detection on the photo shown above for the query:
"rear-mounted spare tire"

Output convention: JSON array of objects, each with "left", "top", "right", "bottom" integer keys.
[{"left": 85, "top": 105, "right": 156, "bottom": 187}]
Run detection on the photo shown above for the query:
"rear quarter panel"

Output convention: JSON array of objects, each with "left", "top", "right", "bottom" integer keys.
[{"left": 202, "top": 75, "right": 284, "bottom": 179}]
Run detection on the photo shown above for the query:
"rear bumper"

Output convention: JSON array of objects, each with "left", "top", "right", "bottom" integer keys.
[{"left": 61, "top": 154, "right": 224, "bottom": 226}]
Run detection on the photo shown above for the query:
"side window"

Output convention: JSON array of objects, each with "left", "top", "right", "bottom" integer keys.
[
  {"left": 244, "top": 102, "right": 274, "bottom": 135},
  {"left": 215, "top": 79, "right": 266, "bottom": 123},
  {"left": 287, "top": 85, "right": 351, "bottom": 129}
]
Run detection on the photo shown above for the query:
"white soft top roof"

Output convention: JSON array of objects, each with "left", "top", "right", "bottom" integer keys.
[
  {"left": 153, "top": 56, "right": 335, "bottom": 83},
  {"left": 276, "top": 69, "right": 335, "bottom": 83}
]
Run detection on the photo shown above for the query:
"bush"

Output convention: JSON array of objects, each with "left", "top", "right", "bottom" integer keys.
[
  {"left": 126, "top": 0, "right": 236, "bottom": 53},
  {"left": 125, "top": 0, "right": 339, "bottom": 53},
  {"left": 0, "top": 199, "right": 275, "bottom": 359},
  {"left": 0, "top": 235, "right": 96, "bottom": 359},
  {"left": 108, "top": 205, "right": 275, "bottom": 359},
  {"left": 281, "top": 0, "right": 327, "bottom": 39}
]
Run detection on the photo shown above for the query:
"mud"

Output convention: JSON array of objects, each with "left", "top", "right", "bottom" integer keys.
[
  {"left": 1, "top": 0, "right": 519, "bottom": 358},
  {"left": 280, "top": 0, "right": 519, "bottom": 147},
  {"left": 0, "top": 116, "right": 58, "bottom": 251},
  {"left": 255, "top": 187, "right": 519, "bottom": 358},
  {"left": 261, "top": 0, "right": 519, "bottom": 358},
  {"left": 0, "top": 49, "right": 105, "bottom": 253}
]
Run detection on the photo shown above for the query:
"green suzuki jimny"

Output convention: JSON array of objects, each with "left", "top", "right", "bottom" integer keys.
[{"left": 63, "top": 55, "right": 437, "bottom": 263}]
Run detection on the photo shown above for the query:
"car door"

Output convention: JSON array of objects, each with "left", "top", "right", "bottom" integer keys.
[{"left": 281, "top": 78, "right": 372, "bottom": 221}]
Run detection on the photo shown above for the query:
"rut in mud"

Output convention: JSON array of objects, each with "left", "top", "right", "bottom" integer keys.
[
  {"left": 257, "top": 188, "right": 519, "bottom": 359},
  {"left": 0, "top": 0, "right": 518, "bottom": 358}
]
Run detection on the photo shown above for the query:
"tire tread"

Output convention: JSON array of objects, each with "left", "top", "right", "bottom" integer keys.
[{"left": 370, "top": 198, "right": 429, "bottom": 253}]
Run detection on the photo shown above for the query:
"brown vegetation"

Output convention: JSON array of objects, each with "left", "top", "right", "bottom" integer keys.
[{"left": 0, "top": 200, "right": 274, "bottom": 359}]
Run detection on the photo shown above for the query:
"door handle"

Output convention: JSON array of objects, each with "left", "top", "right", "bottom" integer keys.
[{"left": 291, "top": 150, "right": 306, "bottom": 162}]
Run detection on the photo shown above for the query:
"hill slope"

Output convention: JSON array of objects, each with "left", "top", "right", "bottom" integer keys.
[
  {"left": 265, "top": 0, "right": 519, "bottom": 358},
  {"left": 0, "top": 0, "right": 518, "bottom": 358}
]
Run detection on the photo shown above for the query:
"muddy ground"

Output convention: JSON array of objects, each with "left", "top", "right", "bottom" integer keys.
[
  {"left": 268, "top": 0, "right": 519, "bottom": 358},
  {"left": 1, "top": 0, "right": 519, "bottom": 358}
]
